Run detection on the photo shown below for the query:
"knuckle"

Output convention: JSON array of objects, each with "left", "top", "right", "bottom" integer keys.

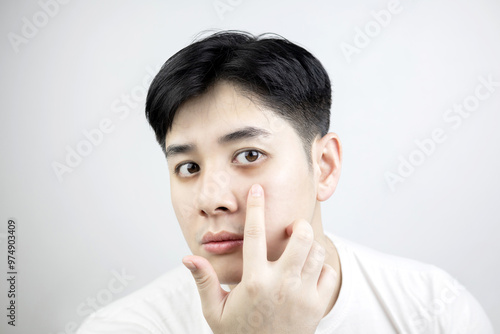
[
  {"left": 246, "top": 200, "right": 263, "bottom": 209},
  {"left": 305, "top": 253, "right": 323, "bottom": 273},
  {"left": 286, "top": 264, "right": 302, "bottom": 276},
  {"left": 244, "top": 225, "right": 263, "bottom": 239},
  {"left": 323, "top": 264, "right": 338, "bottom": 280},
  {"left": 282, "top": 271, "right": 302, "bottom": 291},
  {"left": 245, "top": 275, "right": 264, "bottom": 296},
  {"left": 312, "top": 242, "right": 326, "bottom": 262},
  {"left": 194, "top": 274, "right": 212, "bottom": 291},
  {"left": 305, "top": 257, "right": 323, "bottom": 274},
  {"left": 294, "top": 223, "right": 313, "bottom": 244},
  {"left": 303, "top": 260, "right": 317, "bottom": 274}
]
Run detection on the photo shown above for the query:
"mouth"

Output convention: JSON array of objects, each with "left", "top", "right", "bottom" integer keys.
[{"left": 201, "top": 231, "right": 244, "bottom": 255}]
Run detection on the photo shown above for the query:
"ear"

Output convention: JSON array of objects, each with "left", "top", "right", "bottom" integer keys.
[{"left": 313, "top": 133, "right": 342, "bottom": 202}]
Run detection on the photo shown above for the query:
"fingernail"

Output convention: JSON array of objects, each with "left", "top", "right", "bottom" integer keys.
[
  {"left": 183, "top": 260, "right": 197, "bottom": 272},
  {"left": 251, "top": 184, "right": 263, "bottom": 197}
]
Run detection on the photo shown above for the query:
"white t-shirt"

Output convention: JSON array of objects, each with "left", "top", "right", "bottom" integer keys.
[{"left": 77, "top": 234, "right": 494, "bottom": 333}]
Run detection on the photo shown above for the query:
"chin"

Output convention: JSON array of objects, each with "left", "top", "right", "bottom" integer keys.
[{"left": 212, "top": 261, "right": 243, "bottom": 285}]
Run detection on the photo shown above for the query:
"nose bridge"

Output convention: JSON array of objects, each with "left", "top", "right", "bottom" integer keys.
[{"left": 196, "top": 163, "right": 234, "bottom": 214}]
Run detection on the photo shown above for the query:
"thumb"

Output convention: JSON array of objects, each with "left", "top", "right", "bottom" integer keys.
[{"left": 183, "top": 255, "right": 226, "bottom": 320}]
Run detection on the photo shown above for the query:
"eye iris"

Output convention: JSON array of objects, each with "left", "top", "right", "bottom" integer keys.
[
  {"left": 245, "top": 151, "right": 259, "bottom": 162},
  {"left": 186, "top": 163, "right": 199, "bottom": 174}
]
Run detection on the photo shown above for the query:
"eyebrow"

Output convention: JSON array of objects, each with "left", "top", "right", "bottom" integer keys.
[{"left": 165, "top": 126, "right": 271, "bottom": 160}]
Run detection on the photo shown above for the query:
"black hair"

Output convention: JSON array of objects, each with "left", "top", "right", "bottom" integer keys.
[{"left": 145, "top": 30, "right": 331, "bottom": 167}]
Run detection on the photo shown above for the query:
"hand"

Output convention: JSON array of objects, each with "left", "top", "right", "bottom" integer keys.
[{"left": 182, "top": 184, "right": 337, "bottom": 334}]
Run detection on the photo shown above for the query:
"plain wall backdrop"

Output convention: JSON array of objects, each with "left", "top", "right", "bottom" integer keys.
[{"left": 1, "top": 0, "right": 499, "bottom": 333}]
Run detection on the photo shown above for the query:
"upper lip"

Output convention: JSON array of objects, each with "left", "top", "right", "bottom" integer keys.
[{"left": 201, "top": 231, "right": 244, "bottom": 244}]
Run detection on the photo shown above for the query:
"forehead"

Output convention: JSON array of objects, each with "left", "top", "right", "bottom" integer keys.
[{"left": 166, "top": 81, "right": 290, "bottom": 145}]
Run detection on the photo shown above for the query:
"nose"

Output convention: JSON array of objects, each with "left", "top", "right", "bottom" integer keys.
[{"left": 196, "top": 169, "right": 237, "bottom": 217}]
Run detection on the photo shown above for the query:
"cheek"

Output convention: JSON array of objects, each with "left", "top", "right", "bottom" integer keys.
[
  {"left": 171, "top": 186, "right": 199, "bottom": 248},
  {"left": 171, "top": 180, "right": 201, "bottom": 221},
  {"left": 263, "top": 156, "right": 312, "bottom": 219},
  {"left": 260, "top": 165, "right": 313, "bottom": 260}
]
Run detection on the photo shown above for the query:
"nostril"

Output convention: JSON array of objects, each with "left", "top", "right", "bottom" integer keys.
[{"left": 216, "top": 207, "right": 228, "bottom": 212}]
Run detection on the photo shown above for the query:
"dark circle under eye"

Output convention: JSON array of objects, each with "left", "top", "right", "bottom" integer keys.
[
  {"left": 186, "top": 163, "right": 200, "bottom": 174},
  {"left": 245, "top": 150, "right": 259, "bottom": 162}
]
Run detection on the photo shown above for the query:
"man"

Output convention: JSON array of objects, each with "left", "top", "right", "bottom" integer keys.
[{"left": 78, "top": 31, "right": 493, "bottom": 333}]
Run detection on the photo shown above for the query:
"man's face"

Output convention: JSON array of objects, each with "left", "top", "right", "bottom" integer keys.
[{"left": 165, "top": 81, "right": 321, "bottom": 284}]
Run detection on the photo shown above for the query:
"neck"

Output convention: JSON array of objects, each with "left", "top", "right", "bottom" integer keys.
[{"left": 318, "top": 231, "right": 342, "bottom": 317}]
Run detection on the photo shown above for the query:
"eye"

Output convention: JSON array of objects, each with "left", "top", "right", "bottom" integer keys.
[
  {"left": 175, "top": 162, "right": 200, "bottom": 177},
  {"left": 234, "top": 150, "right": 264, "bottom": 165}
]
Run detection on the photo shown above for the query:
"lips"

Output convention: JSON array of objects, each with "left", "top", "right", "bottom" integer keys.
[{"left": 202, "top": 231, "right": 244, "bottom": 254}]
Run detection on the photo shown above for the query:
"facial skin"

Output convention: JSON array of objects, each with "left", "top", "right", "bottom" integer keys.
[{"left": 165, "top": 81, "right": 342, "bottom": 287}]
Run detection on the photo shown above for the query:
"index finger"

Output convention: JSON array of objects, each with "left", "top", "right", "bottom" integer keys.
[{"left": 243, "top": 184, "right": 267, "bottom": 274}]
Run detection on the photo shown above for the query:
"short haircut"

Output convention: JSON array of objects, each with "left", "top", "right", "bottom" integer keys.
[{"left": 145, "top": 30, "right": 332, "bottom": 167}]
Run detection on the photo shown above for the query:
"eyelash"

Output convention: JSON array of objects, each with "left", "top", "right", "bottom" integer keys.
[{"left": 174, "top": 149, "right": 266, "bottom": 177}]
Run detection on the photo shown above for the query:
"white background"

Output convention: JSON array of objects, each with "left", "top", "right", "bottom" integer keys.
[{"left": 0, "top": 0, "right": 499, "bottom": 333}]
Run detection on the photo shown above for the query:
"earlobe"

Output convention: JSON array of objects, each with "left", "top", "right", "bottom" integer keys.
[{"left": 315, "top": 133, "right": 342, "bottom": 202}]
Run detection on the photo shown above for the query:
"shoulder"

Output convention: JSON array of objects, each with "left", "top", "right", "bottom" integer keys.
[
  {"left": 328, "top": 234, "right": 493, "bottom": 333},
  {"left": 77, "top": 265, "right": 210, "bottom": 334}
]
